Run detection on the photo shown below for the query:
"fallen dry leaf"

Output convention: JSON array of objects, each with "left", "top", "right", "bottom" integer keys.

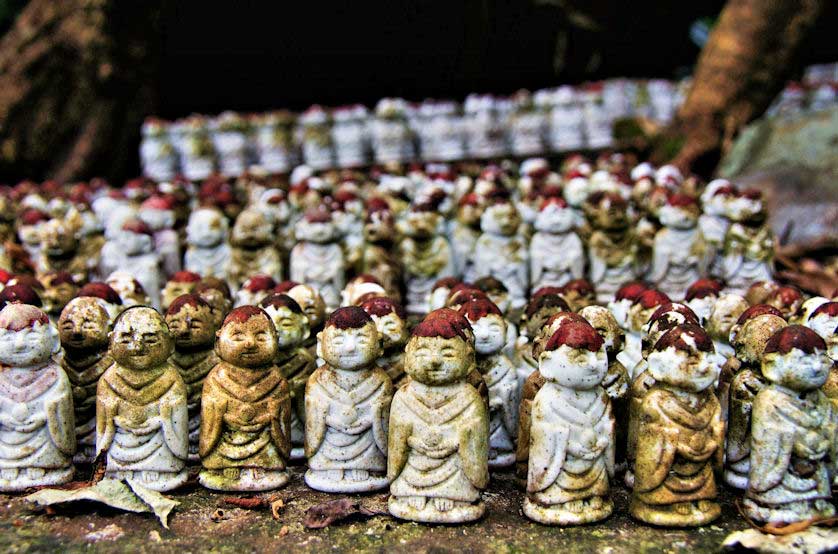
[
  {"left": 278, "top": 525, "right": 289, "bottom": 537},
  {"left": 270, "top": 498, "right": 285, "bottom": 520},
  {"left": 303, "top": 498, "right": 388, "bottom": 529},
  {"left": 222, "top": 496, "right": 265, "bottom": 509}
]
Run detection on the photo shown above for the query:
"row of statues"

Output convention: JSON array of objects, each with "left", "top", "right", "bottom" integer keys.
[
  {"left": 0, "top": 271, "right": 836, "bottom": 527},
  {"left": 0, "top": 154, "right": 835, "bottom": 528}
]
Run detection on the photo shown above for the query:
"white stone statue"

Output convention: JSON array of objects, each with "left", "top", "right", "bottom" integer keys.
[
  {"left": 0, "top": 304, "right": 74, "bottom": 491},
  {"left": 184, "top": 208, "right": 231, "bottom": 281},
  {"left": 530, "top": 197, "right": 584, "bottom": 290},
  {"left": 290, "top": 209, "right": 346, "bottom": 312}
]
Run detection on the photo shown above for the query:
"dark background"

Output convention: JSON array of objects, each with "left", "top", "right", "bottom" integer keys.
[{"left": 155, "top": 1, "right": 838, "bottom": 119}]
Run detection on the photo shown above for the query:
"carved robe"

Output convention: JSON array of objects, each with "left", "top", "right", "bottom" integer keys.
[
  {"left": 633, "top": 387, "right": 723, "bottom": 506},
  {"left": 516, "top": 369, "right": 546, "bottom": 482},
  {"left": 275, "top": 346, "right": 316, "bottom": 451},
  {"left": 746, "top": 386, "right": 837, "bottom": 515},
  {"left": 199, "top": 362, "right": 290, "bottom": 471},
  {"left": 473, "top": 233, "right": 529, "bottom": 309},
  {"left": 528, "top": 384, "right": 614, "bottom": 505},
  {"left": 398, "top": 235, "right": 454, "bottom": 314},
  {"left": 96, "top": 364, "right": 188, "bottom": 488},
  {"left": 184, "top": 243, "right": 231, "bottom": 281},
  {"left": 388, "top": 381, "right": 489, "bottom": 502},
  {"left": 0, "top": 364, "right": 75, "bottom": 486},
  {"left": 170, "top": 348, "right": 218, "bottom": 460},
  {"left": 305, "top": 366, "right": 392, "bottom": 473},
  {"left": 724, "top": 368, "right": 765, "bottom": 488},
  {"left": 61, "top": 349, "right": 112, "bottom": 462},
  {"left": 588, "top": 229, "right": 639, "bottom": 303},
  {"left": 478, "top": 353, "right": 520, "bottom": 467},
  {"left": 228, "top": 244, "right": 283, "bottom": 290},
  {"left": 722, "top": 222, "right": 774, "bottom": 296},
  {"left": 649, "top": 227, "right": 709, "bottom": 298},
  {"left": 530, "top": 230, "right": 584, "bottom": 290},
  {"left": 289, "top": 242, "right": 344, "bottom": 311}
]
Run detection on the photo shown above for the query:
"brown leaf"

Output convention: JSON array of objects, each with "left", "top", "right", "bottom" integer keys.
[
  {"left": 270, "top": 498, "right": 285, "bottom": 520},
  {"left": 222, "top": 496, "right": 265, "bottom": 510},
  {"left": 303, "top": 498, "right": 366, "bottom": 529},
  {"left": 278, "top": 525, "right": 289, "bottom": 537},
  {"left": 735, "top": 498, "right": 838, "bottom": 535}
]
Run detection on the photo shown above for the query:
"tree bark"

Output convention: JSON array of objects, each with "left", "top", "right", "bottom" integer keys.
[
  {"left": 0, "top": 0, "right": 162, "bottom": 184},
  {"left": 654, "top": 0, "right": 824, "bottom": 176}
]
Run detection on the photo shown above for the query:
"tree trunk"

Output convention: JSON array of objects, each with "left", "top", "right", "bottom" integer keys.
[
  {"left": 0, "top": 0, "right": 162, "bottom": 184},
  {"left": 654, "top": 0, "right": 824, "bottom": 176}
]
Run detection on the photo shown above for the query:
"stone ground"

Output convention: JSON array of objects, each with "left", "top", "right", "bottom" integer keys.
[{"left": 0, "top": 466, "right": 756, "bottom": 554}]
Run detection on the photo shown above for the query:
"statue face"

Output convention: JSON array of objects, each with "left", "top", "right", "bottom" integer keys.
[
  {"left": 109, "top": 308, "right": 173, "bottom": 371},
  {"left": 165, "top": 303, "right": 216, "bottom": 349},
  {"left": 405, "top": 335, "right": 473, "bottom": 385},
  {"left": 534, "top": 205, "right": 574, "bottom": 233},
  {"left": 400, "top": 211, "right": 440, "bottom": 238},
  {"left": 0, "top": 323, "right": 60, "bottom": 367},
  {"left": 457, "top": 204, "right": 482, "bottom": 226},
  {"left": 318, "top": 323, "right": 380, "bottom": 371},
  {"left": 539, "top": 344, "right": 607, "bottom": 390},
  {"left": 706, "top": 294, "right": 748, "bottom": 341},
  {"left": 648, "top": 348, "right": 722, "bottom": 393},
  {"left": 187, "top": 209, "right": 226, "bottom": 247},
  {"left": 139, "top": 208, "right": 174, "bottom": 232},
  {"left": 470, "top": 314, "right": 506, "bottom": 355},
  {"left": 42, "top": 222, "right": 78, "bottom": 255},
  {"left": 42, "top": 280, "right": 77, "bottom": 316},
  {"left": 162, "top": 282, "right": 194, "bottom": 311},
  {"left": 231, "top": 210, "right": 271, "bottom": 247},
  {"left": 263, "top": 305, "right": 308, "bottom": 349},
  {"left": 18, "top": 224, "right": 42, "bottom": 246},
  {"left": 658, "top": 205, "right": 698, "bottom": 229},
  {"left": 215, "top": 315, "right": 277, "bottom": 368},
  {"left": 288, "top": 286, "right": 325, "bottom": 330},
  {"left": 58, "top": 300, "right": 109, "bottom": 350},
  {"left": 480, "top": 203, "right": 520, "bottom": 236},
  {"left": 116, "top": 230, "right": 153, "bottom": 255},
  {"left": 762, "top": 348, "right": 831, "bottom": 391},
  {"left": 371, "top": 312, "right": 407, "bottom": 350},
  {"left": 295, "top": 220, "right": 338, "bottom": 243}
]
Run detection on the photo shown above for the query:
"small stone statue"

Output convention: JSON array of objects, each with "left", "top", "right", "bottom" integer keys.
[
  {"left": 450, "top": 193, "right": 482, "bottom": 280},
  {"left": 165, "top": 294, "right": 220, "bottom": 461},
  {"left": 199, "top": 306, "right": 291, "bottom": 491},
  {"left": 110, "top": 220, "right": 164, "bottom": 310},
  {"left": 259, "top": 294, "right": 315, "bottom": 460},
  {"left": 722, "top": 189, "right": 775, "bottom": 296},
  {"left": 184, "top": 208, "right": 231, "bottom": 281},
  {"left": 744, "top": 326, "right": 837, "bottom": 523},
  {"left": 360, "top": 296, "right": 409, "bottom": 386},
  {"left": 585, "top": 192, "right": 640, "bottom": 302},
  {"left": 388, "top": 312, "right": 489, "bottom": 523},
  {"left": 397, "top": 204, "right": 455, "bottom": 315},
  {"left": 580, "top": 305, "right": 629, "bottom": 468},
  {"left": 724, "top": 309, "right": 787, "bottom": 489},
  {"left": 459, "top": 299, "right": 519, "bottom": 468},
  {"left": 37, "top": 218, "right": 88, "bottom": 283},
  {"left": 40, "top": 271, "right": 78, "bottom": 324},
  {"left": 77, "top": 281, "right": 123, "bottom": 322},
  {"left": 648, "top": 194, "right": 709, "bottom": 298},
  {"left": 559, "top": 278, "right": 598, "bottom": 313},
  {"left": 0, "top": 304, "right": 75, "bottom": 491},
  {"left": 358, "top": 206, "right": 403, "bottom": 303},
  {"left": 524, "top": 320, "right": 614, "bottom": 525},
  {"left": 305, "top": 306, "right": 392, "bottom": 492},
  {"left": 228, "top": 208, "right": 283, "bottom": 290},
  {"left": 138, "top": 195, "right": 181, "bottom": 278},
  {"left": 630, "top": 324, "right": 724, "bottom": 527},
  {"left": 285, "top": 283, "right": 327, "bottom": 356},
  {"left": 194, "top": 279, "right": 233, "bottom": 329},
  {"left": 706, "top": 293, "right": 749, "bottom": 361},
  {"left": 766, "top": 285, "right": 804, "bottom": 321},
  {"left": 161, "top": 271, "right": 202, "bottom": 313},
  {"left": 96, "top": 307, "right": 188, "bottom": 491},
  {"left": 473, "top": 196, "right": 529, "bottom": 311},
  {"left": 58, "top": 297, "right": 112, "bottom": 463},
  {"left": 290, "top": 209, "right": 346, "bottom": 312},
  {"left": 530, "top": 197, "right": 584, "bottom": 290}
]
